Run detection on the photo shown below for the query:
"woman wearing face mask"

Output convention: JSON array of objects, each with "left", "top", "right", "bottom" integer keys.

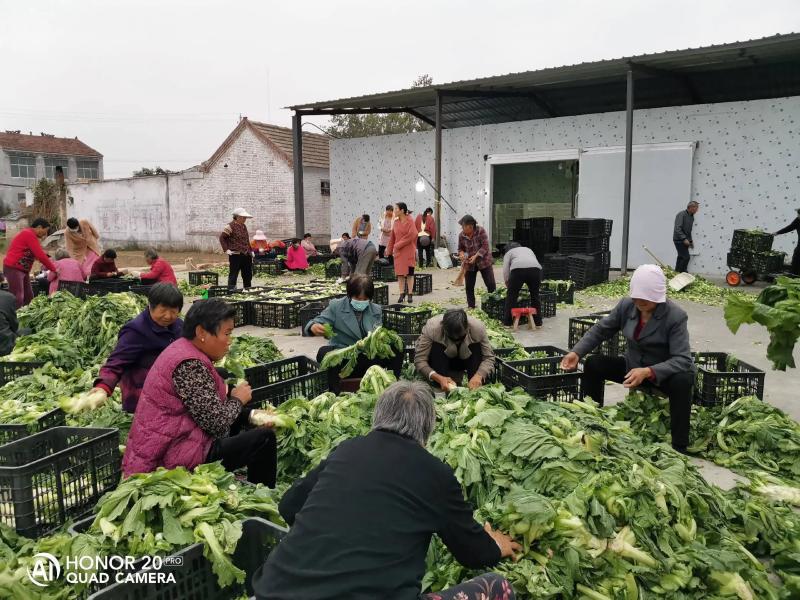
[{"left": 305, "top": 274, "right": 403, "bottom": 392}]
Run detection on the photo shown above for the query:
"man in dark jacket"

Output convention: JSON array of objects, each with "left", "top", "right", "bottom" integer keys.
[
  {"left": 86, "top": 283, "right": 184, "bottom": 412},
  {"left": 673, "top": 201, "right": 699, "bottom": 272},
  {"left": 253, "top": 381, "right": 519, "bottom": 600},
  {"left": 773, "top": 207, "right": 800, "bottom": 275},
  {"left": 0, "top": 289, "right": 27, "bottom": 356},
  {"left": 561, "top": 265, "right": 695, "bottom": 453}
]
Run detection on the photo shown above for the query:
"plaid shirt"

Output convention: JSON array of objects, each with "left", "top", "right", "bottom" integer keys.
[
  {"left": 219, "top": 221, "right": 251, "bottom": 254},
  {"left": 458, "top": 226, "right": 493, "bottom": 271}
]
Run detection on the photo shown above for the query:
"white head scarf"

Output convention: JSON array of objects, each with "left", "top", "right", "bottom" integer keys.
[{"left": 629, "top": 264, "right": 667, "bottom": 303}]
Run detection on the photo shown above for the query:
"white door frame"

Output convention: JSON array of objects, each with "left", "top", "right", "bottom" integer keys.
[{"left": 483, "top": 149, "right": 580, "bottom": 243}]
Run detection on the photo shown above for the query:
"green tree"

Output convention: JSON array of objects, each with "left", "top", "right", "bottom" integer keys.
[
  {"left": 133, "top": 166, "right": 174, "bottom": 177},
  {"left": 326, "top": 75, "right": 433, "bottom": 138}
]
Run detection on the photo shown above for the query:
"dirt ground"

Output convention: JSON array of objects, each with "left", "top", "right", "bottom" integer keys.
[{"left": 113, "top": 250, "right": 225, "bottom": 270}]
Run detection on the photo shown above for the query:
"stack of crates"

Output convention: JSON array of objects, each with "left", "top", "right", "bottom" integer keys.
[
  {"left": 513, "top": 217, "right": 554, "bottom": 259},
  {"left": 727, "top": 230, "right": 784, "bottom": 274},
  {"left": 559, "top": 218, "right": 612, "bottom": 290}
]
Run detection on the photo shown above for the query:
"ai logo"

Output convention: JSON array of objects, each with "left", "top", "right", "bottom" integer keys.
[{"left": 27, "top": 552, "right": 61, "bottom": 587}]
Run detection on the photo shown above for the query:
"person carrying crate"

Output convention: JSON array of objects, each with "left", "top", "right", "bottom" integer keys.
[{"left": 560, "top": 264, "right": 695, "bottom": 454}]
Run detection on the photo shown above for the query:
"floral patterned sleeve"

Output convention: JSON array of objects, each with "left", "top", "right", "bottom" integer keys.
[{"left": 172, "top": 359, "right": 242, "bottom": 438}]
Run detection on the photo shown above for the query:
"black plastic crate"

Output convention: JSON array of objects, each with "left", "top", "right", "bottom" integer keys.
[
  {"left": 299, "top": 302, "right": 325, "bottom": 333},
  {"left": 693, "top": 352, "right": 765, "bottom": 407},
  {"left": 382, "top": 304, "right": 432, "bottom": 335},
  {"left": 308, "top": 253, "right": 336, "bottom": 264},
  {"left": 482, "top": 295, "right": 528, "bottom": 322},
  {"left": 560, "top": 236, "right": 604, "bottom": 254},
  {"left": 602, "top": 219, "right": 613, "bottom": 237},
  {"left": 129, "top": 285, "right": 154, "bottom": 297},
  {"left": 371, "top": 262, "right": 396, "bottom": 282},
  {"left": 568, "top": 316, "right": 627, "bottom": 357},
  {"left": 89, "top": 278, "right": 134, "bottom": 295},
  {"left": 0, "top": 427, "right": 120, "bottom": 537},
  {"left": 539, "top": 290, "right": 557, "bottom": 318},
  {"left": 325, "top": 261, "right": 342, "bottom": 279},
  {"left": 373, "top": 283, "right": 389, "bottom": 306},
  {"left": 85, "top": 517, "right": 286, "bottom": 600},
  {"left": 250, "top": 301, "right": 301, "bottom": 329},
  {"left": 542, "top": 254, "right": 569, "bottom": 280},
  {"left": 750, "top": 251, "right": 786, "bottom": 274},
  {"left": 188, "top": 270, "right": 219, "bottom": 286},
  {"left": 541, "top": 280, "right": 575, "bottom": 304},
  {"left": 413, "top": 273, "right": 433, "bottom": 296},
  {"left": 207, "top": 285, "right": 232, "bottom": 298},
  {"left": 0, "top": 407, "right": 64, "bottom": 447},
  {"left": 731, "top": 229, "right": 773, "bottom": 253},
  {"left": 248, "top": 356, "right": 327, "bottom": 406},
  {"left": 560, "top": 218, "right": 606, "bottom": 238},
  {"left": 500, "top": 356, "right": 584, "bottom": 402},
  {"left": 495, "top": 345, "right": 568, "bottom": 360},
  {"left": 0, "top": 360, "right": 45, "bottom": 387},
  {"left": 515, "top": 217, "right": 554, "bottom": 231},
  {"left": 57, "top": 280, "right": 91, "bottom": 298},
  {"left": 253, "top": 260, "right": 285, "bottom": 277}
]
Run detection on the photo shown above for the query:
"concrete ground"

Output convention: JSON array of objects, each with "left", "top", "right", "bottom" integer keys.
[{"left": 211, "top": 265, "right": 795, "bottom": 491}]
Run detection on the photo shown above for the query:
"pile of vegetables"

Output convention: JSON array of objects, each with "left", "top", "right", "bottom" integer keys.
[
  {"left": 217, "top": 335, "right": 283, "bottom": 381},
  {"left": 178, "top": 279, "right": 211, "bottom": 296},
  {"left": 725, "top": 276, "right": 800, "bottom": 370},
  {"left": 268, "top": 382, "right": 798, "bottom": 597},
  {"left": 581, "top": 269, "right": 745, "bottom": 307},
  {"left": 0, "top": 463, "right": 285, "bottom": 597},
  {"left": 0, "top": 329, "right": 85, "bottom": 371},
  {"left": 320, "top": 326, "right": 404, "bottom": 377},
  {"left": 612, "top": 391, "right": 800, "bottom": 492}
]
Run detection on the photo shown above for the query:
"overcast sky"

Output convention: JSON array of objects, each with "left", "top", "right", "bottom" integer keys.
[{"left": 2, "top": 0, "right": 799, "bottom": 178}]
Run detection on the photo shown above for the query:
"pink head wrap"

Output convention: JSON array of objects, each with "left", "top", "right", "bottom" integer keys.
[{"left": 629, "top": 264, "right": 667, "bottom": 303}]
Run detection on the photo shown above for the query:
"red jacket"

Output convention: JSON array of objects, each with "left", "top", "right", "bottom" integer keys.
[
  {"left": 140, "top": 258, "right": 177, "bottom": 285},
  {"left": 3, "top": 228, "right": 57, "bottom": 273}
]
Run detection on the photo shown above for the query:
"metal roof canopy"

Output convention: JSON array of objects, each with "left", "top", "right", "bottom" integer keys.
[{"left": 288, "top": 33, "right": 800, "bottom": 270}]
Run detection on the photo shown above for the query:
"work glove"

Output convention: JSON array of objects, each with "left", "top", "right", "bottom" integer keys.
[
  {"left": 226, "top": 249, "right": 235, "bottom": 256},
  {"left": 130, "top": 271, "right": 141, "bottom": 278},
  {"left": 249, "top": 409, "right": 276, "bottom": 428}
]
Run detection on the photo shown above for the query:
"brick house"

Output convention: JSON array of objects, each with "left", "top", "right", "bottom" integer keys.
[
  {"left": 0, "top": 130, "right": 103, "bottom": 213},
  {"left": 68, "top": 118, "right": 331, "bottom": 251}
]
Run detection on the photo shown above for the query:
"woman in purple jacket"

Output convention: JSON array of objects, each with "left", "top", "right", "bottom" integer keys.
[{"left": 84, "top": 283, "right": 185, "bottom": 413}]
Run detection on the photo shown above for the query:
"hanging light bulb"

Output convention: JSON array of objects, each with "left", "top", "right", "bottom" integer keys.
[{"left": 415, "top": 179, "right": 425, "bottom": 193}]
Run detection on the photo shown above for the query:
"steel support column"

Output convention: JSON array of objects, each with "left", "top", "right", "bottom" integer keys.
[
  {"left": 292, "top": 113, "right": 305, "bottom": 238},
  {"left": 621, "top": 68, "right": 634, "bottom": 275},
  {"left": 434, "top": 91, "right": 443, "bottom": 247}
]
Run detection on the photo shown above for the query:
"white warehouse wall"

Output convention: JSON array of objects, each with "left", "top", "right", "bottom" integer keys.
[{"left": 330, "top": 96, "right": 800, "bottom": 276}]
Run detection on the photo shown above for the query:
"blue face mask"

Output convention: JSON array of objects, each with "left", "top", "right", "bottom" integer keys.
[{"left": 350, "top": 299, "right": 370, "bottom": 312}]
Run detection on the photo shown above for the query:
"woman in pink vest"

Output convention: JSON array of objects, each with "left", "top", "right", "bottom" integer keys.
[
  {"left": 47, "top": 249, "right": 87, "bottom": 295},
  {"left": 122, "top": 299, "right": 279, "bottom": 485}
]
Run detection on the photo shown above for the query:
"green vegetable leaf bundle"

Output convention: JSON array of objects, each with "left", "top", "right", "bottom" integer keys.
[
  {"left": 217, "top": 335, "right": 283, "bottom": 381},
  {"left": 320, "top": 326, "right": 403, "bottom": 377}
]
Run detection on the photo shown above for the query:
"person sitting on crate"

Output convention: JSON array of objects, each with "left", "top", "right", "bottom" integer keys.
[
  {"left": 332, "top": 236, "right": 378, "bottom": 281},
  {"left": 81, "top": 283, "right": 185, "bottom": 413},
  {"left": 284, "top": 238, "right": 309, "bottom": 272},
  {"left": 501, "top": 242, "right": 543, "bottom": 329},
  {"left": 772, "top": 207, "right": 800, "bottom": 275},
  {"left": 122, "top": 299, "right": 279, "bottom": 486},
  {"left": 250, "top": 230, "right": 275, "bottom": 261},
  {"left": 133, "top": 248, "right": 177, "bottom": 285},
  {"left": 252, "top": 381, "right": 520, "bottom": 600},
  {"left": 560, "top": 264, "right": 696, "bottom": 454},
  {"left": 414, "top": 309, "right": 496, "bottom": 392},
  {"left": 305, "top": 274, "right": 402, "bottom": 393},
  {"left": 301, "top": 233, "right": 318, "bottom": 258},
  {"left": 46, "top": 249, "right": 87, "bottom": 295},
  {"left": 89, "top": 248, "right": 126, "bottom": 281}
]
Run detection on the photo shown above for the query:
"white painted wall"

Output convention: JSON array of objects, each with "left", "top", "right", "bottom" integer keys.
[
  {"left": 330, "top": 96, "right": 800, "bottom": 276},
  {"left": 68, "top": 126, "right": 331, "bottom": 252}
]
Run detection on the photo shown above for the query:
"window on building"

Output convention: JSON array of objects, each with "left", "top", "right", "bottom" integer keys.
[
  {"left": 321, "top": 179, "right": 331, "bottom": 196},
  {"left": 44, "top": 157, "right": 69, "bottom": 180},
  {"left": 9, "top": 155, "right": 36, "bottom": 179},
  {"left": 17, "top": 193, "right": 26, "bottom": 205},
  {"left": 76, "top": 159, "right": 99, "bottom": 180}
]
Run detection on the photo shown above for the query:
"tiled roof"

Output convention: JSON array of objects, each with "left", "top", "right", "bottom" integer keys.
[
  {"left": 249, "top": 121, "right": 329, "bottom": 169},
  {"left": 202, "top": 119, "right": 329, "bottom": 172},
  {"left": 0, "top": 131, "right": 102, "bottom": 157}
]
